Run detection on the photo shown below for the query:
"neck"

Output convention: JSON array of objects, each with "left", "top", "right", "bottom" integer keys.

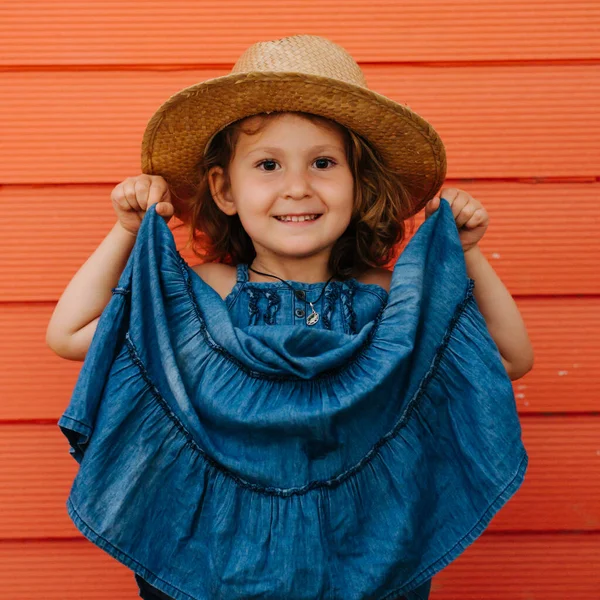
[{"left": 249, "top": 256, "right": 335, "bottom": 284}]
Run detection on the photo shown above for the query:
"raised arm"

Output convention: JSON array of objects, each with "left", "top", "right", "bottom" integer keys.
[
  {"left": 45, "top": 175, "right": 174, "bottom": 361},
  {"left": 45, "top": 221, "right": 138, "bottom": 361},
  {"left": 425, "top": 189, "right": 534, "bottom": 381},
  {"left": 464, "top": 246, "right": 534, "bottom": 380}
]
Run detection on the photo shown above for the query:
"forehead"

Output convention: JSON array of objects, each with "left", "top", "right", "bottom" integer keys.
[{"left": 236, "top": 113, "right": 346, "bottom": 150}]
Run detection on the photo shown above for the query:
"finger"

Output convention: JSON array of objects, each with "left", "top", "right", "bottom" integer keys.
[
  {"left": 134, "top": 178, "right": 151, "bottom": 211},
  {"left": 157, "top": 202, "right": 175, "bottom": 220},
  {"left": 424, "top": 196, "right": 440, "bottom": 219},
  {"left": 122, "top": 179, "right": 141, "bottom": 212},
  {"left": 463, "top": 208, "right": 487, "bottom": 229},
  {"left": 455, "top": 201, "right": 479, "bottom": 228},
  {"left": 112, "top": 183, "right": 136, "bottom": 215},
  {"left": 440, "top": 188, "right": 460, "bottom": 206},
  {"left": 147, "top": 179, "right": 170, "bottom": 211},
  {"left": 447, "top": 195, "right": 469, "bottom": 224}
]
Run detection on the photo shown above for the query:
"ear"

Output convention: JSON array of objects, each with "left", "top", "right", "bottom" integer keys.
[{"left": 207, "top": 166, "right": 237, "bottom": 216}]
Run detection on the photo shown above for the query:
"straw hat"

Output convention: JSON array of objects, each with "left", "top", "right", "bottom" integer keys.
[{"left": 141, "top": 34, "right": 446, "bottom": 218}]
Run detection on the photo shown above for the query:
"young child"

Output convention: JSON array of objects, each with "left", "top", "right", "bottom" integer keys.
[{"left": 47, "top": 35, "right": 532, "bottom": 600}]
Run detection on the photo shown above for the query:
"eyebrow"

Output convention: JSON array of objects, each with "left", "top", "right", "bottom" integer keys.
[{"left": 246, "top": 144, "right": 344, "bottom": 156}]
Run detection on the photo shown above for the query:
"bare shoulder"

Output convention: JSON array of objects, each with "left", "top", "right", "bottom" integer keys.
[
  {"left": 190, "top": 262, "right": 237, "bottom": 301},
  {"left": 355, "top": 267, "right": 392, "bottom": 293}
]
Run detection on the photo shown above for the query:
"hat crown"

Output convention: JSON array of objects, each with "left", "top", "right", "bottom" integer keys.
[{"left": 231, "top": 35, "right": 368, "bottom": 89}]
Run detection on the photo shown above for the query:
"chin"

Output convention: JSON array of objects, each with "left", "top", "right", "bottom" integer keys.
[{"left": 269, "top": 242, "right": 333, "bottom": 259}]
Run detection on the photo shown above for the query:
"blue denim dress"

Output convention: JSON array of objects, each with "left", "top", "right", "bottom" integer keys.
[
  {"left": 58, "top": 199, "right": 528, "bottom": 600},
  {"left": 135, "top": 269, "right": 417, "bottom": 600},
  {"left": 224, "top": 262, "right": 390, "bottom": 332}
]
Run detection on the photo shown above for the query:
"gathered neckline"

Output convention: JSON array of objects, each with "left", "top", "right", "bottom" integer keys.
[
  {"left": 222, "top": 264, "right": 389, "bottom": 310},
  {"left": 237, "top": 263, "right": 388, "bottom": 294}
]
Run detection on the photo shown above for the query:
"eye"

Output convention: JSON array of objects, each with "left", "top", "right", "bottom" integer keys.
[
  {"left": 314, "top": 157, "right": 336, "bottom": 169},
  {"left": 256, "top": 159, "right": 279, "bottom": 171},
  {"left": 255, "top": 157, "right": 337, "bottom": 171}
]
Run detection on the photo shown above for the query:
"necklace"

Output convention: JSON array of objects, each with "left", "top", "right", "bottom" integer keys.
[{"left": 248, "top": 264, "right": 335, "bottom": 326}]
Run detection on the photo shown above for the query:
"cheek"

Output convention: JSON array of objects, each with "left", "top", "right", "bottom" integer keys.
[
  {"left": 316, "top": 174, "right": 353, "bottom": 198},
  {"left": 327, "top": 180, "right": 355, "bottom": 215},
  {"left": 231, "top": 184, "right": 273, "bottom": 216},
  {"left": 327, "top": 168, "right": 354, "bottom": 197}
]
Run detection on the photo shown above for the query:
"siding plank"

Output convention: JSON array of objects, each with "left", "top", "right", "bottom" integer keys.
[
  {"left": 432, "top": 534, "right": 600, "bottom": 599},
  {"left": 0, "top": 420, "right": 598, "bottom": 537},
  {"left": 1, "top": 66, "right": 599, "bottom": 184},
  {"left": 3, "top": 297, "right": 599, "bottom": 418},
  {"left": 1, "top": 183, "right": 599, "bottom": 300},
  {"left": 1, "top": 0, "right": 599, "bottom": 65},
  {"left": 0, "top": 534, "right": 598, "bottom": 599}
]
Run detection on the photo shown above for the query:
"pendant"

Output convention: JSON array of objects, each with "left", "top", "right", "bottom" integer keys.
[
  {"left": 306, "top": 311, "right": 319, "bottom": 326},
  {"left": 306, "top": 302, "right": 319, "bottom": 326}
]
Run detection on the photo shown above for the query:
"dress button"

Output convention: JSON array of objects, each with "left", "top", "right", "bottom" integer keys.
[
  {"left": 295, "top": 290, "right": 306, "bottom": 300},
  {"left": 295, "top": 308, "right": 305, "bottom": 318}
]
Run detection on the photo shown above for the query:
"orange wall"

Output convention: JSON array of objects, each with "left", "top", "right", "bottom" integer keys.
[{"left": 1, "top": 2, "right": 599, "bottom": 598}]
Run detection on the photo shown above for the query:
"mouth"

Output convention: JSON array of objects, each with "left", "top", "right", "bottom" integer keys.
[{"left": 272, "top": 214, "right": 323, "bottom": 224}]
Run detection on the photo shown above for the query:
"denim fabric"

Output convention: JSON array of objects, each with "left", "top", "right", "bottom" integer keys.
[
  {"left": 58, "top": 199, "right": 528, "bottom": 600},
  {"left": 223, "top": 262, "right": 389, "bottom": 333}
]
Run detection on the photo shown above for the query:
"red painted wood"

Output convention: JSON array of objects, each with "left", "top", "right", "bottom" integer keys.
[
  {"left": 1, "top": 67, "right": 599, "bottom": 185},
  {"left": 0, "top": 535, "right": 598, "bottom": 599},
  {"left": 1, "top": 182, "right": 599, "bottom": 301},
  {"left": 2, "top": 0, "right": 599, "bottom": 66},
  {"left": 1, "top": 2, "right": 598, "bottom": 596},
  {"left": 0, "top": 418, "right": 598, "bottom": 538}
]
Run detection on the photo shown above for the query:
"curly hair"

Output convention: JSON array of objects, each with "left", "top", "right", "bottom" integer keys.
[{"left": 171, "top": 111, "right": 418, "bottom": 280}]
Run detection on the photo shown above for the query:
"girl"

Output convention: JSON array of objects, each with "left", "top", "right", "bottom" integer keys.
[{"left": 47, "top": 35, "right": 532, "bottom": 600}]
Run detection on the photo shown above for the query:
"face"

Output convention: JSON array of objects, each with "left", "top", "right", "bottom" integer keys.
[{"left": 208, "top": 113, "right": 354, "bottom": 277}]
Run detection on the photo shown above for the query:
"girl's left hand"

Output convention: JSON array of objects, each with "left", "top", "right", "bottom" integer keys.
[{"left": 425, "top": 188, "right": 489, "bottom": 253}]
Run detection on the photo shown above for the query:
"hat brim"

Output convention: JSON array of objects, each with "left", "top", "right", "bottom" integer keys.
[{"left": 141, "top": 71, "right": 446, "bottom": 217}]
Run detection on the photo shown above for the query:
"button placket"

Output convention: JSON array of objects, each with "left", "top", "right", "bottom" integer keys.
[{"left": 294, "top": 289, "right": 306, "bottom": 319}]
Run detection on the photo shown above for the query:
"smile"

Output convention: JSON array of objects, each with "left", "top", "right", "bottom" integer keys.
[{"left": 273, "top": 214, "right": 322, "bottom": 223}]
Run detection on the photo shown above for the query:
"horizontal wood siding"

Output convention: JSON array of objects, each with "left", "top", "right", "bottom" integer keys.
[{"left": 1, "top": 1, "right": 598, "bottom": 597}]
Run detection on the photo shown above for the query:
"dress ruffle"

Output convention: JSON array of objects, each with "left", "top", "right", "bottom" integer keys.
[{"left": 58, "top": 199, "right": 527, "bottom": 600}]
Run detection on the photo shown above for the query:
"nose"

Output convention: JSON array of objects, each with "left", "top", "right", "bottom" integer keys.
[{"left": 282, "top": 166, "right": 312, "bottom": 199}]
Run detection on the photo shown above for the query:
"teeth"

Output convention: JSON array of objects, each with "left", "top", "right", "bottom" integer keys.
[{"left": 275, "top": 214, "right": 319, "bottom": 222}]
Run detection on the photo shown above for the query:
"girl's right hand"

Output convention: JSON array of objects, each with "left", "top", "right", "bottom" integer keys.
[{"left": 111, "top": 174, "right": 175, "bottom": 236}]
